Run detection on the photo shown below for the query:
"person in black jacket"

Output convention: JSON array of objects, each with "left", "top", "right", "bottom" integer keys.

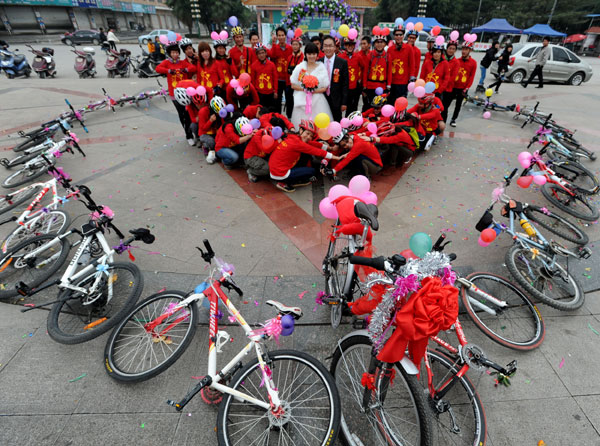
[
  {"left": 487, "top": 43, "right": 512, "bottom": 93},
  {"left": 321, "top": 35, "right": 349, "bottom": 122},
  {"left": 476, "top": 41, "right": 499, "bottom": 92}
]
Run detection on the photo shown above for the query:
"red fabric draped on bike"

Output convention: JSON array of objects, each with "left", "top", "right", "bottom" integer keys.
[{"left": 377, "top": 276, "right": 459, "bottom": 367}]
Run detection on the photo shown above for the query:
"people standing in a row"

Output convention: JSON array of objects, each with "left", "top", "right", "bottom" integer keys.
[{"left": 442, "top": 41, "right": 476, "bottom": 127}]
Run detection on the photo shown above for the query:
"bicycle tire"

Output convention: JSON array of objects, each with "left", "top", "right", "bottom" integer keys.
[
  {"left": 329, "top": 334, "right": 433, "bottom": 446},
  {"left": 4, "top": 147, "right": 47, "bottom": 168},
  {"left": 324, "top": 230, "right": 354, "bottom": 328},
  {"left": 1, "top": 209, "right": 71, "bottom": 254},
  {"left": 505, "top": 244, "right": 584, "bottom": 311},
  {"left": 0, "top": 233, "right": 71, "bottom": 300},
  {"left": 541, "top": 183, "right": 599, "bottom": 221},
  {"left": 0, "top": 186, "right": 41, "bottom": 217},
  {"left": 555, "top": 137, "right": 595, "bottom": 161},
  {"left": 2, "top": 165, "right": 48, "bottom": 189},
  {"left": 461, "top": 272, "right": 545, "bottom": 351},
  {"left": 12, "top": 135, "right": 48, "bottom": 153},
  {"left": 524, "top": 205, "right": 589, "bottom": 246},
  {"left": 47, "top": 262, "right": 143, "bottom": 344},
  {"left": 551, "top": 160, "right": 599, "bottom": 195},
  {"left": 420, "top": 349, "right": 487, "bottom": 446},
  {"left": 104, "top": 290, "right": 197, "bottom": 382},
  {"left": 217, "top": 350, "right": 341, "bottom": 446}
]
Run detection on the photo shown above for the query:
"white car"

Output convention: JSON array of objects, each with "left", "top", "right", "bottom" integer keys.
[{"left": 138, "top": 29, "right": 172, "bottom": 45}]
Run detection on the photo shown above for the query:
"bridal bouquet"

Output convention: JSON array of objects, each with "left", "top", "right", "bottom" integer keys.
[{"left": 301, "top": 74, "right": 319, "bottom": 115}]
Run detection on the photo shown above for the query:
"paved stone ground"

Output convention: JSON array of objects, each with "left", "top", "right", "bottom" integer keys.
[{"left": 1, "top": 46, "right": 600, "bottom": 445}]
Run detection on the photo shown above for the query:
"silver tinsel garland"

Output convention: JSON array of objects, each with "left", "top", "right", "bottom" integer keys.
[{"left": 367, "top": 251, "right": 452, "bottom": 351}]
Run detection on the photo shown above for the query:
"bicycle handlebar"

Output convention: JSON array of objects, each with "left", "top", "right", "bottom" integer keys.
[
  {"left": 504, "top": 168, "right": 518, "bottom": 186},
  {"left": 64, "top": 99, "right": 88, "bottom": 133}
]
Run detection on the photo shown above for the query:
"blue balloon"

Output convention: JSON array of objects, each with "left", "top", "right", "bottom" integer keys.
[
  {"left": 225, "top": 104, "right": 235, "bottom": 113},
  {"left": 219, "top": 109, "right": 228, "bottom": 118},
  {"left": 394, "top": 17, "right": 404, "bottom": 27},
  {"left": 250, "top": 118, "right": 261, "bottom": 129},
  {"left": 167, "top": 31, "right": 177, "bottom": 42},
  {"left": 287, "top": 29, "right": 294, "bottom": 39},
  {"left": 375, "top": 87, "right": 384, "bottom": 95},
  {"left": 281, "top": 314, "right": 295, "bottom": 336},
  {"left": 272, "top": 126, "right": 283, "bottom": 140},
  {"left": 424, "top": 82, "right": 436, "bottom": 94},
  {"left": 228, "top": 16, "right": 238, "bottom": 27}
]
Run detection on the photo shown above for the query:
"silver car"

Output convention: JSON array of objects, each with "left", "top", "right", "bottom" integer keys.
[{"left": 490, "top": 43, "right": 593, "bottom": 86}]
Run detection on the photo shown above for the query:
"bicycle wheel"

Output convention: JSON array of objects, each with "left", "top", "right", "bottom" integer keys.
[
  {"left": 324, "top": 230, "right": 354, "bottom": 328},
  {"left": 551, "top": 160, "right": 599, "bottom": 195},
  {"left": 329, "top": 334, "right": 432, "bottom": 446},
  {"left": 47, "top": 262, "right": 143, "bottom": 344},
  {"left": 505, "top": 244, "right": 584, "bottom": 311},
  {"left": 461, "top": 272, "right": 545, "bottom": 350},
  {"left": 541, "top": 183, "right": 599, "bottom": 222},
  {"left": 217, "top": 350, "right": 341, "bottom": 446},
  {"left": 0, "top": 234, "right": 70, "bottom": 300},
  {"left": 12, "top": 135, "right": 48, "bottom": 153},
  {"left": 2, "top": 164, "right": 48, "bottom": 189},
  {"left": 419, "top": 349, "right": 486, "bottom": 446},
  {"left": 524, "top": 205, "right": 589, "bottom": 246},
  {"left": 0, "top": 185, "right": 41, "bottom": 216},
  {"left": 2, "top": 209, "right": 71, "bottom": 253},
  {"left": 4, "top": 145, "right": 48, "bottom": 168},
  {"left": 104, "top": 290, "right": 197, "bottom": 382}
]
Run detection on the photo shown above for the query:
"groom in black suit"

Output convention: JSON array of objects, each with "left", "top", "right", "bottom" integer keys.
[{"left": 321, "top": 35, "right": 349, "bottom": 123}]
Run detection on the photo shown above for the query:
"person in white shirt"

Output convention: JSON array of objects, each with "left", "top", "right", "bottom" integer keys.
[
  {"left": 107, "top": 29, "right": 119, "bottom": 51},
  {"left": 522, "top": 37, "right": 550, "bottom": 89}
]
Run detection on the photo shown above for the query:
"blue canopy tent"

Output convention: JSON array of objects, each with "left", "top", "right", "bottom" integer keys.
[
  {"left": 404, "top": 17, "right": 450, "bottom": 32},
  {"left": 523, "top": 24, "right": 566, "bottom": 37},
  {"left": 471, "top": 18, "right": 522, "bottom": 34}
]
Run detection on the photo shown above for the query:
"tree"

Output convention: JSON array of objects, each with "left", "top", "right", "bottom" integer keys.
[{"left": 167, "top": 0, "right": 253, "bottom": 35}]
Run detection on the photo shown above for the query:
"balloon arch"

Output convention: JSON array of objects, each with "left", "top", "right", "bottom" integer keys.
[{"left": 280, "top": 0, "right": 360, "bottom": 30}]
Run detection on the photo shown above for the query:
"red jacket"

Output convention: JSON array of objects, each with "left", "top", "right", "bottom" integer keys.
[
  {"left": 226, "top": 83, "right": 259, "bottom": 110},
  {"left": 363, "top": 50, "right": 388, "bottom": 90},
  {"left": 445, "top": 56, "right": 460, "bottom": 92},
  {"left": 362, "top": 107, "right": 387, "bottom": 123},
  {"left": 408, "top": 99, "right": 444, "bottom": 133},
  {"left": 334, "top": 136, "right": 382, "bottom": 173},
  {"left": 228, "top": 45, "right": 256, "bottom": 76},
  {"left": 378, "top": 130, "right": 416, "bottom": 150},
  {"left": 251, "top": 60, "right": 277, "bottom": 94},
  {"left": 260, "top": 112, "right": 294, "bottom": 130},
  {"left": 197, "top": 60, "right": 223, "bottom": 90},
  {"left": 197, "top": 106, "right": 219, "bottom": 136},
  {"left": 244, "top": 130, "right": 277, "bottom": 160},
  {"left": 286, "top": 51, "right": 304, "bottom": 86},
  {"left": 214, "top": 123, "right": 241, "bottom": 151},
  {"left": 155, "top": 59, "right": 197, "bottom": 97},
  {"left": 386, "top": 44, "right": 413, "bottom": 85},
  {"left": 269, "top": 134, "right": 331, "bottom": 179},
  {"left": 453, "top": 57, "right": 478, "bottom": 90},
  {"left": 408, "top": 44, "right": 421, "bottom": 79},
  {"left": 338, "top": 50, "right": 364, "bottom": 90},
  {"left": 420, "top": 59, "right": 449, "bottom": 93},
  {"left": 214, "top": 57, "right": 239, "bottom": 86},
  {"left": 268, "top": 43, "right": 292, "bottom": 83}
]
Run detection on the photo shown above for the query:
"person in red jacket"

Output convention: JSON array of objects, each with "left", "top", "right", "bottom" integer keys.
[
  {"left": 362, "top": 34, "right": 388, "bottom": 112},
  {"left": 269, "top": 26, "right": 293, "bottom": 113},
  {"left": 244, "top": 126, "right": 277, "bottom": 182},
  {"left": 386, "top": 27, "right": 413, "bottom": 104},
  {"left": 259, "top": 110, "right": 294, "bottom": 132},
  {"left": 405, "top": 30, "right": 421, "bottom": 81},
  {"left": 445, "top": 41, "right": 477, "bottom": 127},
  {"left": 229, "top": 26, "right": 256, "bottom": 76},
  {"left": 372, "top": 110, "right": 420, "bottom": 166},
  {"left": 327, "top": 129, "right": 383, "bottom": 178},
  {"left": 362, "top": 94, "right": 389, "bottom": 123},
  {"left": 155, "top": 42, "right": 197, "bottom": 145},
  {"left": 269, "top": 119, "right": 341, "bottom": 192},
  {"left": 175, "top": 79, "right": 212, "bottom": 143},
  {"left": 214, "top": 40, "right": 238, "bottom": 86},
  {"left": 199, "top": 96, "right": 227, "bottom": 163},
  {"left": 197, "top": 41, "right": 223, "bottom": 96},
  {"left": 338, "top": 37, "right": 364, "bottom": 115},
  {"left": 226, "top": 82, "right": 259, "bottom": 111},
  {"left": 285, "top": 37, "right": 304, "bottom": 119},
  {"left": 251, "top": 44, "right": 278, "bottom": 110},
  {"left": 407, "top": 93, "right": 445, "bottom": 150},
  {"left": 441, "top": 40, "right": 459, "bottom": 122},
  {"left": 214, "top": 113, "right": 257, "bottom": 168},
  {"left": 420, "top": 45, "right": 449, "bottom": 97}
]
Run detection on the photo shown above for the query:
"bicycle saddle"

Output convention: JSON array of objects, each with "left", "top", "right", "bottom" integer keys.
[
  {"left": 354, "top": 202, "right": 379, "bottom": 231},
  {"left": 266, "top": 300, "right": 303, "bottom": 319},
  {"left": 130, "top": 228, "right": 155, "bottom": 244}
]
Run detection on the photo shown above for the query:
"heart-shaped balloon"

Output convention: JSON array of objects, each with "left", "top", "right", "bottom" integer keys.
[{"left": 517, "top": 176, "right": 534, "bottom": 188}]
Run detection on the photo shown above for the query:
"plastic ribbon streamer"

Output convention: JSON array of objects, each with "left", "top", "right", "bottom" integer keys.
[
  {"left": 305, "top": 91, "right": 313, "bottom": 115},
  {"left": 249, "top": 317, "right": 283, "bottom": 344}
]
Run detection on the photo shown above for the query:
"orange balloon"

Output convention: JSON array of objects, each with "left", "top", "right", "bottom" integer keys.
[
  {"left": 414, "top": 79, "right": 426, "bottom": 88},
  {"left": 318, "top": 127, "right": 331, "bottom": 140},
  {"left": 414, "top": 22, "right": 424, "bottom": 32}
]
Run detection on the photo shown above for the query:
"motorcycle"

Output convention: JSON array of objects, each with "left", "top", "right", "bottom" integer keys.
[
  {"left": 105, "top": 48, "right": 131, "bottom": 78},
  {"left": 0, "top": 44, "right": 31, "bottom": 79},
  {"left": 131, "top": 46, "right": 160, "bottom": 78},
  {"left": 27, "top": 45, "right": 56, "bottom": 78},
  {"left": 72, "top": 46, "right": 96, "bottom": 78}
]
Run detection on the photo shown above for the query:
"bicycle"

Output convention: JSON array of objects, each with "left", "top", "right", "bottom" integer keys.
[
  {"left": 103, "top": 240, "right": 341, "bottom": 446},
  {"left": 0, "top": 185, "right": 155, "bottom": 345},
  {"left": 0, "top": 164, "right": 79, "bottom": 253},
  {"left": 477, "top": 169, "right": 589, "bottom": 311},
  {"left": 322, "top": 201, "right": 379, "bottom": 328},
  {"left": 531, "top": 115, "right": 596, "bottom": 164},
  {"left": 330, "top": 251, "right": 517, "bottom": 446},
  {"left": 464, "top": 94, "right": 517, "bottom": 112}
]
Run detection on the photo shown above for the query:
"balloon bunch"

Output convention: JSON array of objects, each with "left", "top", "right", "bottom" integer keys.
[
  {"left": 319, "top": 175, "right": 377, "bottom": 220},
  {"left": 217, "top": 103, "right": 235, "bottom": 118},
  {"left": 210, "top": 30, "right": 229, "bottom": 41},
  {"left": 516, "top": 151, "right": 547, "bottom": 187},
  {"left": 371, "top": 25, "right": 390, "bottom": 37},
  {"left": 405, "top": 22, "right": 424, "bottom": 32},
  {"left": 229, "top": 73, "right": 251, "bottom": 96},
  {"left": 159, "top": 31, "right": 182, "bottom": 45},
  {"left": 185, "top": 85, "right": 206, "bottom": 98},
  {"left": 478, "top": 225, "right": 501, "bottom": 247},
  {"left": 335, "top": 24, "right": 358, "bottom": 40},
  {"left": 286, "top": 28, "right": 304, "bottom": 41},
  {"left": 407, "top": 79, "right": 435, "bottom": 98},
  {"left": 463, "top": 33, "right": 478, "bottom": 43}
]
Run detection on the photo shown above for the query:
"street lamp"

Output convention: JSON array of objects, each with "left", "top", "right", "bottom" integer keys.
[
  {"left": 417, "top": 0, "right": 428, "bottom": 18},
  {"left": 190, "top": 0, "right": 201, "bottom": 38}
]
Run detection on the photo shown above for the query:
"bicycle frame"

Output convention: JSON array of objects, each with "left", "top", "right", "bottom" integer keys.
[
  {"left": 456, "top": 275, "right": 508, "bottom": 316},
  {"left": 16, "top": 179, "right": 77, "bottom": 225}
]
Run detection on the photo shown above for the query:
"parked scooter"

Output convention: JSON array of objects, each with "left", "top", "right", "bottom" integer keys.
[
  {"left": 105, "top": 48, "right": 131, "bottom": 78},
  {"left": 26, "top": 44, "right": 56, "bottom": 78},
  {"left": 0, "top": 43, "right": 31, "bottom": 78},
  {"left": 72, "top": 46, "right": 96, "bottom": 78},
  {"left": 131, "top": 45, "right": 160, "bottom": 78}
]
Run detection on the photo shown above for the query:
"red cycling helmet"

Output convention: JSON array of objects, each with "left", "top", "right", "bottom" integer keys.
[{"left": 299, "top": 119, "right": 316, "bottom": 134}]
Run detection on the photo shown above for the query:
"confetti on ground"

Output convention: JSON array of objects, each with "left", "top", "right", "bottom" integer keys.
[
  {"left": 254, "top": 300, "right": 259, "bottom": 306},
  {"left": 69, "top": 373, "right": 87, "bottom": 382},
  {"left": 298, "top": 291, "right": 307, "bottom": 299},
  {"left": 158, "top": 287, "right": 166, "bottom": 293},
  {"left": 559, "top": 358, "right": 565, "bottom": 369},
  {"left": 588, "top": 323, "right": 600, "bottom": 336},
  {"left": 140, "top": 423, "right": 145, "bottom": 428},
  {"left": 241, "top": 243, "right": 246, "bottom": 248},
  {"left": 273, "top": 276, "right": 279, "bottom": 282}
]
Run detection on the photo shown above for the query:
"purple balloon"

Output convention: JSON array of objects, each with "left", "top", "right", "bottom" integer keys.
[
  {"left": 375, "top": 87, "right": 384, "bottom": 95},
  {"left": 219, "top": 109, "right": 228, "bottom": 118},
  {"left": 272, "top": 126, "right": 283, "bottom": 140},
  {"left": 250, "top": 118, "right": 261, "bottom": 129},
  {"left": 225, "top": 104, "right": 234, "bottom": 113},
  {"left": 287, "top": 29, "right": 294, "bottom": 39},
  {"left": 281, "top": 314, "right": 295, "bottom": 336}
]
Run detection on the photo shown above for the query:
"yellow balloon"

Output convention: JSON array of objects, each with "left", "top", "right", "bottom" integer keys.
[
  {"left": 339, "top": 24, "right": 350, "bottom": 38},
  {"left": 485, "top": 88, "right": 493, "bottom": 97},
  {"left": 315, "top": 113, "right": 331, "bottom": 129},
  {"left": 415, "top": 22, "right": 424, "bottom": 32}
]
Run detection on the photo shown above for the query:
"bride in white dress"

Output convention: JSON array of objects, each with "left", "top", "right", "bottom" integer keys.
[{"left": 290, "top": 43, "right": 333, "bottom": 129}]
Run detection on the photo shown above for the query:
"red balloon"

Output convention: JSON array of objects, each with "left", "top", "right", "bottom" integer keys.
[
  {"left": 294, "top": 28, "right": 303, "bottom": 38},
  {"left": 400, "top": 249, "right": 419, "bottom": 260},
  {"left": 431, "top": 26, "right": 441, "bottom": 36},
  {"left": 481, "top": 228, "right": 497, "bottom": 243},
  {"left": 262, "top": 134, "right": 274, "bottom": 149},
  {"left": 382, "top": 27, "right": 390, "bottom": 36},
  {"left": 373, "top": 26, "right": 381, "bottom": 35},
  {"left": 176, "top": 33, "right": 182, "bottom": 41},
  {"left": 395, "top": 97, "right": 408, "bottom": 112},
  {"left": 238, "top": 73, "right": 251, "bottom": 87},
  {"left": 517, "top": 176, "right": 534, "bottom": 188}
]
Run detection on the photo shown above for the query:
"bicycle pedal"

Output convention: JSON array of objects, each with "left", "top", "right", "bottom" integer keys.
[
  {"left": 352, "top": 317, "right": 367, "bottom": 330},
  {"left": 16, "top": 282, "right": 31, "bottom": 297},
  {"left": 578, "top": 247, "right": 592, "bottom": 259},
  {"left": 321, "top": 296, "right": 340, "bottom": 305},
  {"left": 166, "top": 400, "right": 182, "bottom": 411}
]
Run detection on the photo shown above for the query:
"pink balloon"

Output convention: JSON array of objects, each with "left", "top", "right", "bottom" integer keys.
[
  {"left": 196, "top": 86, "right": 206, "bottom": 96},
  {"left": 469, "top": 33, "right": 477, "bottom": 43},
  {"left": 483, "top": 111, "right": 491, "bottom": 119},
  {"left": 219, "top": 30, "right": 228, "bottom": 40},
  {"left": 340, "top": 118, "right": 351, "bottom": 129},
  {"left": 348, "top": 28, "right": 358, "bottom": 40},
  {"left": 328, "top": 121, "right": 342, "bottom": 138},
  {"left": 414, "top": 86, "right": 426, "bottom": 98},
  {"left": 241, "top": 123, "right": 253, "bottom": 135},
  {"left": 230, "top": 79, "right": 240, "bottom": 88},
  {"left": 319, "top": 197, "right": 339, "bottom": 219},
  {"left": 186, "top": 86, "right": 196, "bottom": 96},
  {"left": 367, "top": 122, "right": 377, "bottom": 135},
  {"left": 518, "top": 151, "right": 532, "bottom": 162},
  {"left": 328, "top": 184, "right": 351, "bottom": 201},
  {"left": 211, "top": 31, "right": 219, "bottom": 40},
  {"left": 519, "top": 158, "right": 532, "bottom": 169},
  {"left": 359, "top": 191, "right": 378, "bottom": 205},
  {"left": 351, "top": 115, "right": 363, "bottom": 127},
  {"left": 236, "top": 86, "right": 244, "bottom": 96},
  {"left": 159, "top": 35, "right": 169, "bottom": 45},
  {"left": 407, "top": 82, "right": 415, "bottom": 93},
  {"left": 381, "top": 104, "right": 395, "bottom": 117},
  {"left": 533, "top": 175, "right": 547, "bottom": 185},
  {"left": 349, "top": 175, "right": 370, "bottom": 196},
  {"left": 405, "top": 22, "right": 414, "bottom": 31},
  {"left": 435, "top": 36, "right": 445, "bottom": 46},
  {"left": 478, "top": 237, "right": 491, "bottom": 247},
  {"left": 450, "top": 30, "right": 459, "bottom": 41}
]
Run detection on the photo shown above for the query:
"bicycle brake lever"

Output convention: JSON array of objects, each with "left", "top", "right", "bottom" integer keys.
[{"left": 222, "top": 279, "right": 243, "bottom": 297}]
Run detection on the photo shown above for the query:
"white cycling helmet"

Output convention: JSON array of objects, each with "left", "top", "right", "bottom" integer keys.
[
  {"left": 210, "top": 96, "right": 226, "bottom": 114},
  {"left": 174, "top": 87, "right": 191, "bottom": 106},
  {"left": 234, "top": 117, "right": 250, "bottom": 136},
  {"left": 332, "top": 128, "right": 349, "bottom": 144},
  {"left": 179, "top": 38, "right": 193, "bottom": 50},
  {"left": 347, "top": 111, "right": 363, "bottom": 131}
]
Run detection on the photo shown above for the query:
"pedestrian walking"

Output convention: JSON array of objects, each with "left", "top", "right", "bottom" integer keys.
[
  {"left": 107, "top": 29, "right": 119, "bottom": 51},
  {"left": 522, "top": 37, "right": 550, "bottom": 89},
  {"left": 488, "top": 43, "right": 513, "bottom": 93},
  {"left": 476, "top": 41, "right": 499, "bottom": 92}
]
